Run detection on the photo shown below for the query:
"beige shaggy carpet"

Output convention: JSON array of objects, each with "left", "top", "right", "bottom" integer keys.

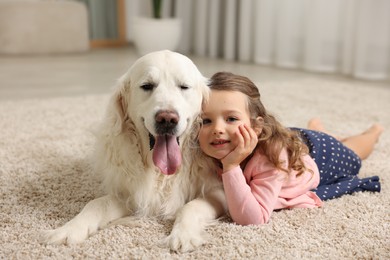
[{"left": 0, "top": 78, "right": 389, "bottom": 259}]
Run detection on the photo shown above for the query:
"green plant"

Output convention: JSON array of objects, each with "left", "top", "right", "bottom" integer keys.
[{"left": 152, "top": 0, "right": 162, "bottom": 19}]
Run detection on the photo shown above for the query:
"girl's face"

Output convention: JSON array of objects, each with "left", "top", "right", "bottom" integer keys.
[{"left": 199, "top": 90, "right": 253, "bottom": 160}]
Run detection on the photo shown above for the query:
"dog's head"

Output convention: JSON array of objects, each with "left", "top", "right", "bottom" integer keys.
[{"left": 111, "top": 50, "right": 208, "bottom": 175}]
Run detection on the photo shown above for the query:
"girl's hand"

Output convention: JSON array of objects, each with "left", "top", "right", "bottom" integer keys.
[{"left": 221, "top": 124, "right": 258, "bottom": 172}]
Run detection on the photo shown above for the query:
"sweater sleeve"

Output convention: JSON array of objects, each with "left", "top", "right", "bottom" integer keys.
[{"left": 221, "top": 164, "right": 285, "bottom": 225}]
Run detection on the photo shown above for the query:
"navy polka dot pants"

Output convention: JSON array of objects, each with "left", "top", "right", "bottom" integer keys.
[{"left": 291, "top": 128, "right": 381, "bottom": 201}]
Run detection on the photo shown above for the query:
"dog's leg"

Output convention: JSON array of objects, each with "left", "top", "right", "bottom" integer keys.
[
  {"left": 166, "top": 188, "right": 227, "bottom": 252},
  {"left": 40, "top": 194, "right": 128, "bottom": 244}
]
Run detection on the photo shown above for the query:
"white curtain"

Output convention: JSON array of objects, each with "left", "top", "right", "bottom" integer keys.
[{"left": 126, "top": 0, "right": 390, "bottom": 81}]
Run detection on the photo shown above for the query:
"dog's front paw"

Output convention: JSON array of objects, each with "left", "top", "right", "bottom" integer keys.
[
  {"left": 40, "top": 221, "right": 97, "bottom": 245},
  {"left": 164, "top": 224, "right": 206, "bottom": 252}
]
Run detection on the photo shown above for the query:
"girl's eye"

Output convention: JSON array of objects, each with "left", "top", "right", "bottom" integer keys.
[
  {"left": 202, "top": 118, "right": 211, "bottom": 125},
  {"left": 227, "top": 117, "right": 238, "bottom": 122}
]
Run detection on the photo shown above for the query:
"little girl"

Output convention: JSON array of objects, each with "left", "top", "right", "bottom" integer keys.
[{"left": 198, "top": 72, "right": 383, "bottom": 225}]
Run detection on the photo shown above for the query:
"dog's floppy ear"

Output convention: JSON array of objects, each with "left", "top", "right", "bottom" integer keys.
[{"left": 109, "top": 80, "right": 129, "bottom": 135}]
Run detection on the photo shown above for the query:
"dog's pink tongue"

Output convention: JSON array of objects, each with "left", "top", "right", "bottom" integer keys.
[{"left": 152, "top": 135, "right": 181, "bottom": 175}]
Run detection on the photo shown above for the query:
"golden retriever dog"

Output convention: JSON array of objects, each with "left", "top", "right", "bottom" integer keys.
[{"left": 40, "top": 50, "right": 227, "bottom": 252}]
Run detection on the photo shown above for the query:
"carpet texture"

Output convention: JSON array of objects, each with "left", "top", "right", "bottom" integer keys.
[{"left": 1, "top": 78, "right": 389, "bottom": 259}]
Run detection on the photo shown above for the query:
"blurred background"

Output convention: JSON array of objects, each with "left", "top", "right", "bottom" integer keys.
[
  {"left": 0, "top": 0, "right": 389, "bottom": 99},
  {"left": 125, "top": 0, "right": 390, "bottom": 81}
]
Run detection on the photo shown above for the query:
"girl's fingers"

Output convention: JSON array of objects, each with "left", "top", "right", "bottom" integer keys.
[
  {"left": 247, "top": 125, "right": 258, "bottom": 146},
  {"left": 239, "top": 124, "right": 257, "bottom": 148},
  {"left": 246, "top": 124, "right": 258, "bottom": 139},
  {"left": 239, "top": 125, "right": 249, "bottom": 141}
]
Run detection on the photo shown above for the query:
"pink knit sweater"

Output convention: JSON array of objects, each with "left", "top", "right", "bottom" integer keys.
[{"left": 221, "top": 149, "right": 322, "bottom": 225}]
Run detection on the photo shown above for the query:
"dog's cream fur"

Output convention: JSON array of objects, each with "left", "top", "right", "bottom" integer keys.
[{"left": 40, "top": 50, "right": 227, "bottom": 252}]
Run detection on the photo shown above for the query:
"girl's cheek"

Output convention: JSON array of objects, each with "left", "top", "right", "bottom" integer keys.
[{"left": 197, "top": 131, "right": 205, "bottom": 144}]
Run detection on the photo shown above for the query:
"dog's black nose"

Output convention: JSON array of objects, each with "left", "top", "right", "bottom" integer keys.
[{"left": 155, "top": 110, "right": 179, "bottom": 135}]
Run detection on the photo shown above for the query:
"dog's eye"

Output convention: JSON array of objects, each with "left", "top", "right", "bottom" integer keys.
[
  {"left": 140, "top": 83, "right": 155, "bottom": 91},
  {"left": 179, "top": 84, "right": 189, "bottom": 90}
]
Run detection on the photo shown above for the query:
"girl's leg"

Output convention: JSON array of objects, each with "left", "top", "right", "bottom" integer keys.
[
  {"left": 307, "top": 118, "right": 342, "bottom": 140},
  {"left": 307, "top": 118, "right": 384, "bottom": 160},
  {"left": 340, "top": 124, "right": 383, "bottom": 160}
]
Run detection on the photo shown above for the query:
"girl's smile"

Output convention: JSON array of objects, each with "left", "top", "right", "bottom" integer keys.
[{"left": 210, "top": 138, "right": 230, "bottom": 147}]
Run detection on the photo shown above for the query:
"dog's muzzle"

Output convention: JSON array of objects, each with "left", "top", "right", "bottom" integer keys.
[{"left": 155, "top": 110, "right": 179, "bottom": 136}]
